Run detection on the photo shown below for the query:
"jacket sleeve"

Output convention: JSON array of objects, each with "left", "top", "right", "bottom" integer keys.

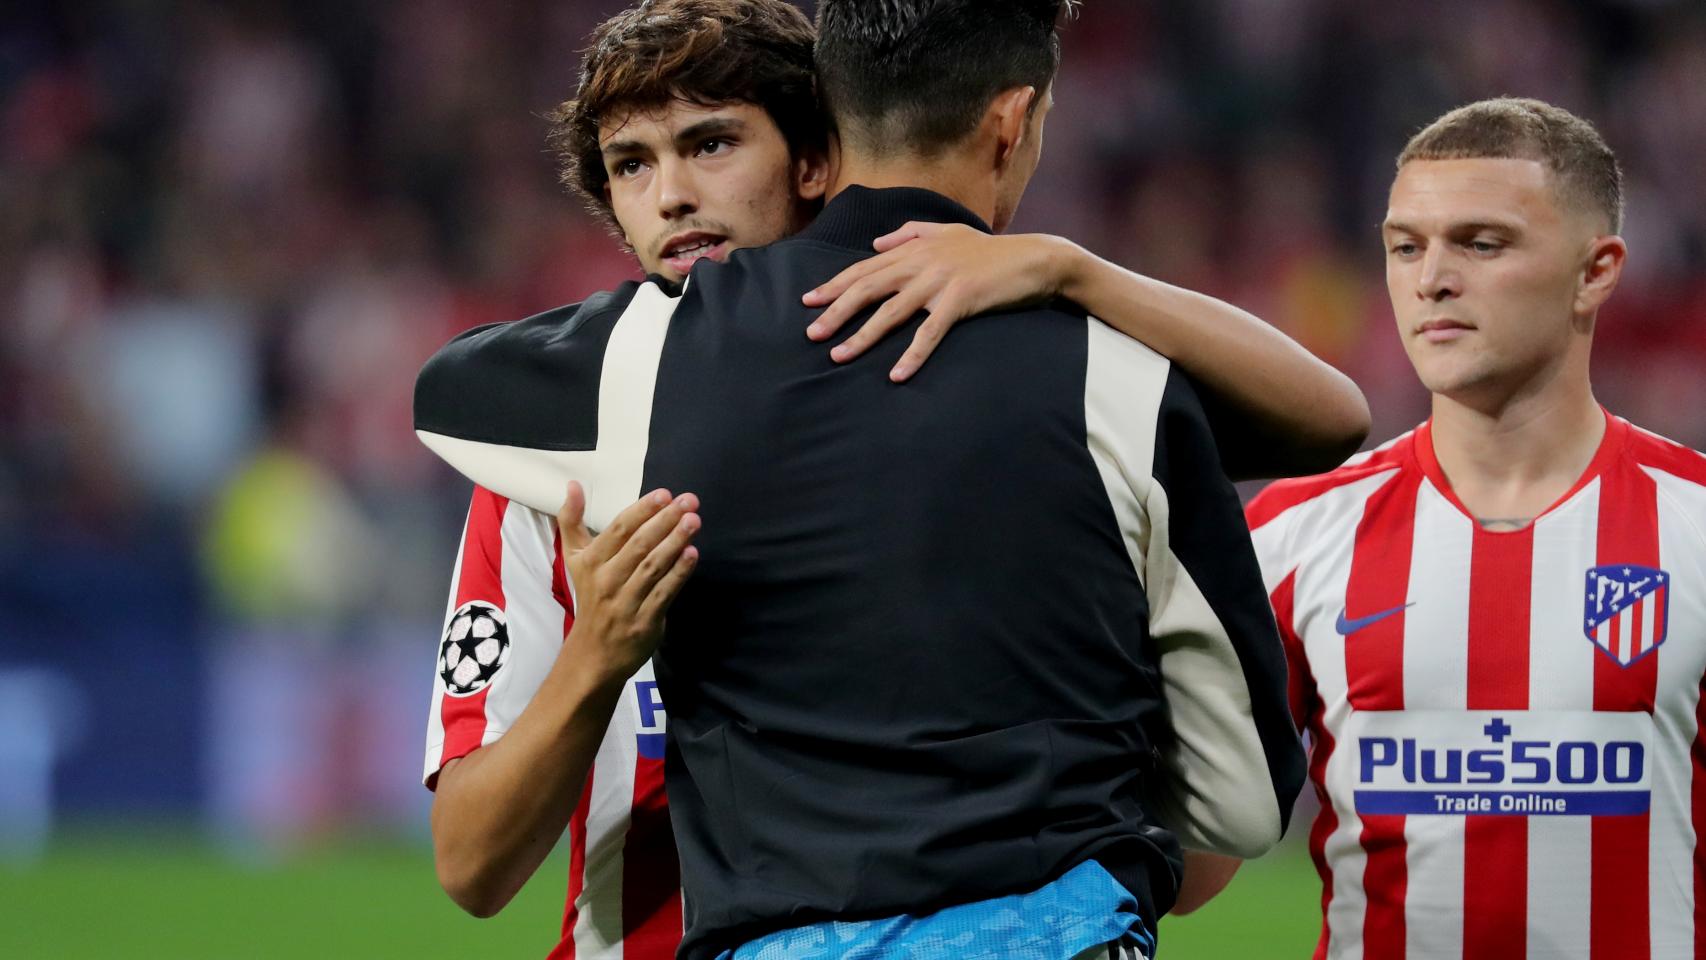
[
  {"left": 1141, "top": 367, "right": 1307, "bottom": 857},
  {"left": 413, "top": 282, "right": 677, "bottom": 525}
]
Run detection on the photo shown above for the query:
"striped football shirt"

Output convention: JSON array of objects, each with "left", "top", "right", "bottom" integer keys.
[
  {"left": 1247, "top": 412, "right": 1706, "bottom": 960},
  {"left": 424, "top": 485, "right": 680, "bottom": 960}
]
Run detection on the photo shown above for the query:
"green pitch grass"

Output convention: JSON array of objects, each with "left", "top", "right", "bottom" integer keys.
[
  {"left": 0, "top": 830, "right": 1319, "bottom": 958},
  {"left": 1159, "top": 845, "right": 1322, "bottom": 957}
]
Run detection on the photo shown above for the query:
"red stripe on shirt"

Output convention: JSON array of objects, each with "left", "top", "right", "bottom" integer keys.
[
  {"left": 1462, "top": 526, "right": 1533, "bottom": 960},
  {"left": 455, "top": 487, "right": 510, "bottom": 608},
  {"left": 621, "top": 754, "right": 682, "bottom": 957},
  {"left": 1591, "top": 458, "right": 1659, "bottom": 960},
  {"left": 1625, "top": 420, "right": 1706, "bottom": 487},
  {"left": 1344, "top": 468, "right": 1420, "bottom": 712},
  {"left": 1272, "top": 572, "right": 1336, "bottom": 960},
  {"left": 1245, "top": 441, "right": 1412, "bottom": 531},
  {"left": 546, "top": 527, "right": 586, "bottom": 960},
  {"left": 438, "top": 689, "right": 493, "bottom": 774},
  {"left": 1345, "top": 467, "right": 1422, "bottom": 960},
  {"left": 439, "top": 487, "right": 511, "bottom": 770},
  {"left": 1272, "top": 572, "right": 1310, "bottom": 732},
  {"left": 1307, "top": 718, "right": 1340, "bottom": 960}
]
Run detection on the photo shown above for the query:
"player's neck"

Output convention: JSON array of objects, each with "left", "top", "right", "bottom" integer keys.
[
  {"left": 827, "top": 150, "right": 999, "bottom": 229},
  {"left": 1428, "top": 372, "right": 1604, "bottom": 530}
]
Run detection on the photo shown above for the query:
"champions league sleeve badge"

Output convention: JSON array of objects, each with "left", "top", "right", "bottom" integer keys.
[
  {"left": 1584, "top": 564, "right": 1669, "bottom": 667},
  {"left": 440, "top": 601, "right": 512, "bottom": 696}
]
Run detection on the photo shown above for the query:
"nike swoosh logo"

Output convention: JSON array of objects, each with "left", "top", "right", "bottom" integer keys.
[{"left": 1335, "top": 602, "right": 1415, "bottom": 636}]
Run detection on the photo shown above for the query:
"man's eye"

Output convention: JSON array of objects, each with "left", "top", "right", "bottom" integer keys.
[
  {"left": 1468, "top": 239, "right": 1500, "bottom": 254},
  {"left": 614, "top": 159, "right": 644, "bottom": 177},
  {"left": 697, "top": 138, "right": 729, "bottom": 156},
  {"left": 1390, "top": 242, "right": 1418, "bottom": 257}
]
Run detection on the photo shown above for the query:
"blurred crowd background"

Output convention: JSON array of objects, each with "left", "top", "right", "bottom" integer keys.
[{"left": 2, "top": 0, "right": 1704, "bottom": 863}]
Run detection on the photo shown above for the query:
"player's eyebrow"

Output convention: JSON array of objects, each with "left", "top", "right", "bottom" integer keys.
[
  {"left": 600, "top": 117, "right": 747, "bottom": 161},
  {"left": 673, "top": 117, "right": 746, "bottom": 149},
  {"left": 1383, "top": 218, "right": 1522, "bottom": 236},
  {"left": 600, "top": 136, "right": 650, "bottom": 160}
]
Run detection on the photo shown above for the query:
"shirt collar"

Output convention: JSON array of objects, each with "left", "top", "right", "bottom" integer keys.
[{"left": 796, "top": 185, "right": 992, "bottom": 251}]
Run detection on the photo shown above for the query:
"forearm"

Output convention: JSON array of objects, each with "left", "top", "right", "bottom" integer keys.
[
  {"left": 1173, "top": 850, "right": 1243, "bottom": 915},
  {"left": 431, "top": 639, "right": 626, "bottom": 917},
  {"left": 1054, "top": 242, "right": 1369, "bottom": 479}
]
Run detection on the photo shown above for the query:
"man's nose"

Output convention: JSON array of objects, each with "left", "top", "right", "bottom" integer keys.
[
  {"left": 655, "top": 159, "right": 699, "bottom": 220},
  {"left": 1417, "top": 246, "right": 1459, "bottom": 302}
]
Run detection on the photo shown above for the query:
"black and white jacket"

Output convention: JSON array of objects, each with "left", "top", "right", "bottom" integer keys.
[{"left": 416, "top": 186, "right": 1304, "bottom": 960}]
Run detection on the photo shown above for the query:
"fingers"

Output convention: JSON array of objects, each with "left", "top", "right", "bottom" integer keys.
[
  {"left": 871, "top": 220, "right": 945, "bottom": 254},
  {"left": 606, "top": 492, "right": 699, "bottom": 585},
  {"left": 803, "top": 223, "right": 952, "bottom": 311},
  {"left": 629, "top": 505, "right": 700, "bottom": 599},
  {"left": 803, "top": 256, "right": 882, "bottom": 312},
  {"left": 807, "top": 261, "right": 910, "bottom": 344},
  {"left": 556, "top": 481, "right": 593, "bottom": 555},
  {"left": 636, "top": 545, "right": 699, "bottom": 626},
  {"left": 831, "top": 281, "right": 932, "bottom": 364},
  {"left": 891, "top": 303, "right": 961, "bottom": 383},
  {"left": 803, "top": 256, "right": 891, "bottom": 335},
  {"left": 803, "top": 221, "right": 980, "bottom": 371},
  {"left": 577, "top": 487, "right": 672, "bottom": 566}
]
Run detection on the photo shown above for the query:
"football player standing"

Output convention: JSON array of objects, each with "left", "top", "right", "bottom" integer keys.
[{"left": 1239, "top": 97, "right": 1706, "bottom": 959}]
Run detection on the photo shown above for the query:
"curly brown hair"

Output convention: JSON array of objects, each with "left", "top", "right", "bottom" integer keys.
[{"left": 546, "top": 0, "right": 822, "bottom": 232}]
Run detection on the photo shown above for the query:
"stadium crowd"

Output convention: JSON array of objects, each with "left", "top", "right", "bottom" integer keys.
[{"left": 1, "top": 0, "right": 1703, "bottom": 844}]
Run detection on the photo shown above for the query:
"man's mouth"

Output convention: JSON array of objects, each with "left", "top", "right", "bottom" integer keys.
[
  {"left": 659, "top": 232, "right": 728, "bottom": 275},
  {"left": 1417, "top": 318, "right": 1474, "bottom": 343}
]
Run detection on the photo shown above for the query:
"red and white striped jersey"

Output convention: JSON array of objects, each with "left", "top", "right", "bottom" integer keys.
[
  {"left": 1246, "top": 413, "right": 1706, "bottom": 960},
  {"left": 423, "top": 485, "right": 682, "bottom": 960}
]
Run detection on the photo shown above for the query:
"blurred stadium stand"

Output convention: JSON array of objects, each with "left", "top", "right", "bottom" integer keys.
[{"left": 2, "top": 0, "right": 1703, "bottom": 850}]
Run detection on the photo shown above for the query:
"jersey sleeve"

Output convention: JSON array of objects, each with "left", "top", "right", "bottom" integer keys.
[
  {"left": 1141, "top": 368, "right": 1308, "bottom": 858},
  {"left": 423, "top": 484, "right": 573, "bottom": 788}
]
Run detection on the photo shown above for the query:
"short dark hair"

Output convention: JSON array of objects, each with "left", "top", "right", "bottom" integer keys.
[
  {"left": 546, "top": 0, "right": 823, "bottom": 231},
  {"left": 814, "top": 0, "right": 1074, "bottom": 157},
  {"left": 1399, "top": 97, "right": 1623, "bottom": 233}
]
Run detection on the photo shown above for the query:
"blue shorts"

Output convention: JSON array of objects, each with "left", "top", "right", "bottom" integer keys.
[{"left": 727, "top": 860, "right": 1154, "bottom": 960}]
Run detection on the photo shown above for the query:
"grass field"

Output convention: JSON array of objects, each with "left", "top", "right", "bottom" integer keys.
[{"left": 0, "top": 831, "right": 1321, "bottom": 958}]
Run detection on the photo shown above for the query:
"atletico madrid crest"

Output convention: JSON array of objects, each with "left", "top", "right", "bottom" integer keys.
[{"left": 1583, "top": 564, "right": 1670, "bottom": 667}]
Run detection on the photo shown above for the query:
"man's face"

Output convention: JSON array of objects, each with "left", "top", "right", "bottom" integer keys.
[
  {"left": 601, "top": 99, "right": 821, "bottom": 285},
  {"left": 1382, "top": 157, "right": 1601, "bottom": 405}
]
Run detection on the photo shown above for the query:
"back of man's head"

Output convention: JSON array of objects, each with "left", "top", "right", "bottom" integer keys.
[
  {"left": 1399, "top": 96, "right": 1623, "bottom": 234},
  {"left": 815, "top": 0, "right": 1073, "bottom": 158}
]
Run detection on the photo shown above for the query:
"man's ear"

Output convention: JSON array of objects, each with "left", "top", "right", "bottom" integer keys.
[
  {"left": 794, "top": 145, "right": 832, "bottom": 201},
  {"left": 1575, "top": 233, "right": 1627, "bottom": 321},
  {"left": 987, "top": 85, "right": 1038, "bottom": 169}
]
